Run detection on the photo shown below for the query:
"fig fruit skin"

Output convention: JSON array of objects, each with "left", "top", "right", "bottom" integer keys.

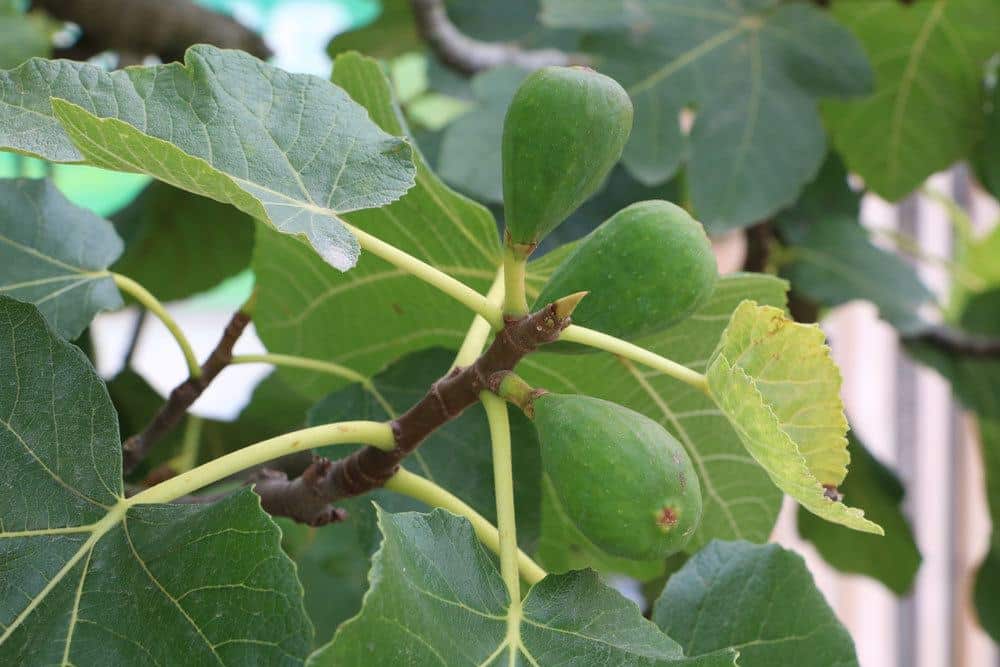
[
  {"left": 534, "top": 200, "right": 718, "bottom": 349},
  {"left": 502, "top": 66, "right": 633, "bottom": 250},
  {"left": 533, "top": 393, "right": 703, "bottom": 561}
]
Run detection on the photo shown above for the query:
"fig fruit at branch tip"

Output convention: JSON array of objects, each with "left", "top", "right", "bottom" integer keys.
[
  {"left": 532, "top": 393, "right": 703, "bottom": 561},
  {"left": 536, "top": 200, "right": 718, "bottom": 353},
  {"left": 501, "top": 65, "right": 633, "bottom": 253}
]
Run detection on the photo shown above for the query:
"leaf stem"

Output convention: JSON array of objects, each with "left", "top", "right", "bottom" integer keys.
[
  {"left": 127, "top": 421, "right": 394, "bottom": 506},
  {"left": 481, "top": 392, "right": 524, "bottom": 612},
  {"left": 451, "top": 268, "right": 505, "bottom": 370},
  {"left": 165, "top": 415, "right": 203, "bottom": 473},
  {"left": 559, "top": 324, "right": 710, "bottom": 393},
  {"left": 502, "top": 246, "right": 529, "bottom": 316},
  {"left": 229, "top": 353, "right": 395, "bottom": 416},
  {"left": 111, "top": 272, "right": 201, "bottom": 379},
  {"left": 344, "top": 222, "right": 503, "bottom": 328},
  {"left": 384, "top": 467, "right": 546, "bottom": 585}
]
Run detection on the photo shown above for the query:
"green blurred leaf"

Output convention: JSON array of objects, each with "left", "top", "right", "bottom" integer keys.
[
  {"left": 0, "top": 178, "right": 122, "bottom": 339},
  {"left": 973, "top": 79, "right": 1000, "bottom": 200},
  {"left": 0, "top": 11, "right": 52, "bottom": 69},
  {"left": 521, "top": 274, "right": 787, "bottom": 570},
  {"left": 308, "top": 507, "right": 738, "bottom": 666},
  {"left": 438, "top": 66, "right": 529, "bottom": 203},
  {"left": 556, "top": 0, "right": 872, "bottom": 231},
  {"left": 253, "top": 52, "right": 502, "bottom": 400},
  {"left": 328, "top": 0, "right": 422, "bottom": 61},
  {"left": 0, "top": 46, "right": 416, "bottom": 270},
  {"left": 774, "top": 153, "right": 860, "bottom": 245},
  {"left": 653, "top": 540, "right": 860, "bottom": 667},
  {"left": 798, "top": 433, "right": 920, "bottom": 594},
  {"left": 825, "top": 0, "right": 1000, "bottom": 200},
  {"left": 780, "top": 217, "right": 934, "bottom": 334},
  {"left": 111, "top": 183, "right": 254, "bottom": 302},
  {"left": 707, "top": 301, "right": 882, "bottom": 534},
  {"left": 0, "top": 296, "right": 312, "bottom": 664}
]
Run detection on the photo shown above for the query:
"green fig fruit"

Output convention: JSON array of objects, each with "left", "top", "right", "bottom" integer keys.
[
  {"left": 533, "top": 393, "right": 702, "bottom": 561},
  {"left": 502, "top": 66, "right": 633, "bottom": 252},
  {"left": 534, "top": 200, "right": 717, "bottom": 350}
]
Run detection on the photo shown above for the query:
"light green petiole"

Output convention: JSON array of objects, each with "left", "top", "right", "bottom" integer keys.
[
  {"left": 128, "top": 421, "right": 394, "bottom": 506},
  {"left": 384, "top": 468, "right": 546, "bottom": 585},
  {"left": 559, "top": 324, "right": 710, "bottom": 393},
  {"left": 112, "top": 272, "right": 201, "bottom": 378}
]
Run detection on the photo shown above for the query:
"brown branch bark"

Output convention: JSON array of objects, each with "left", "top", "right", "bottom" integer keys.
[
  {"left": 34, "top": 0, "right": 271, "bottom": 63},
  {"left": 904, "top": 326, "right": 1000, "bottom": 358},
  {"left": 408, "top": 0, "right": 585, "bottom": 75},
  {"left": 252, "top": 302, "right": 574, "bottom": 525},
  {"left": 122, "top": 308, "right": 252, "bottom": 474}
]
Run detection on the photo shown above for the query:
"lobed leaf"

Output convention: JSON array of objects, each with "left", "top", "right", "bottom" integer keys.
[
  {"left": 253, "top": 52, "right": 502, "bottom": 399},
  {"left": 0, "top": 296, "right": 312, "bottom": 665},
  {"left": 825, "top": 0, "right": 1000, "bottom": 200},
  {"left": 308, "top": 507, "right": 738, "bottom": 666},
  {"left": 654, "top": 540, "right": 860, "bottom": 667},
  {"left": 553, "top": 0, "right": 872, "bottom": 231},
  {"left": 0, "top": 178, "right": 122, "bottom": 339},
  {"left": 706, "top": 300, "right": 882, "bottom": 534},
  {"left": 0, "top": 46, "right": 416, "bottom": 270}
]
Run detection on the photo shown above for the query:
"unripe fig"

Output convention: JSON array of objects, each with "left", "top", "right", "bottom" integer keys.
[
  {"left": 534, "top": 200, "right": 717, "bottom": 349},
  {"left": 533, "top": 393, "right": 702, "bottom": 561},
  {"left": 502, "top": 66, "right": 633, "bottom": 251}
]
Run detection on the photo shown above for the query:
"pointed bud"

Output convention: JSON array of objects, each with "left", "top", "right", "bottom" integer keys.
[{"left": 554, "top": 291, "right": 588, "bottom": 320}]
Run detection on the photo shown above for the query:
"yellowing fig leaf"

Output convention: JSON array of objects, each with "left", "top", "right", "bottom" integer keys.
[{"left": 706, "top": 300, "right": 882, "bottom": 535}]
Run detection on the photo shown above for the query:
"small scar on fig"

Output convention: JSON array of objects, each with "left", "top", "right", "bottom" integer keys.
[
  {"left": 391, "top": 303, "right": 404, "bottom": 315},
  {"left": 656, "top": 506, "right": 679, "bottom": 531}
]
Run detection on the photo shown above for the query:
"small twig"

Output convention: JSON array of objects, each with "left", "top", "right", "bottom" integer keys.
[
  {"left": 122, "top": 308, "right": 252, "bottom": 474},
  {"left": 252, "top": 298, "right": 580, "bottom": 525},
  {"left": 904, "top": 326, "right": 1000, "bottom": 358},
  {"left": 408, "top": 0, "right": 586, "bottom": 75}
]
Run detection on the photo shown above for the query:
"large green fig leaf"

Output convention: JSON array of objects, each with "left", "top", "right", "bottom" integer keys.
[
  {"left": 520, "top": 274, "right": 787, "bottom": 569},
  {"left": 973, "top": 79, "right": 1000, "bottom": 200},
  {"left": 327, "top": 0, "right": 423, "bottom": 61},
  {"left": 308, "top": 507, "right": 738, "bottom": 666},
  {"left": 0, "top": 178, "right": 122, "bottom": 339},
  {"left": 797, "top": 433, "right": 920, "bottom": 594},
  {"left": 111, "top": 182, "right": 255, "bottom": 302},
  {"left": 297, "top": 348, "right": 541, "bottom": 636},
  {"left": 780, "top": 216, "right": 934, "bottom": 335},
  {"left": 545, "top": 0, "right": 872, "bottom": 231},
  {"left": 0, "top": 46, "right": 415, "bottom": 270},
  {"left": 0, "top": 8, "right": 52, "bottom": 69},
  {"left": 653, "top": 540, "right": 860, "bottom": 667},
  {"left": 0, "top": 296, "right": 312, "bottom": 665},
  {"left": 706, "top": 300, "right": 882, "bottom": 534},
  {"left": 253, "top": 52, "right": 502, "bottom": 399},
  {"left": 825, "top": 0, "right": 1000, "bottom": 201}
]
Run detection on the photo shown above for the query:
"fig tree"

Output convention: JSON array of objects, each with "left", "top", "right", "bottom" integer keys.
[
  {"left": 534, "top": 200, "right": 718, "bottom": 347},
  {"left": 502, "top": 66, "right": 633, "bottom": 252},
  {"left": 532, "top": 392, "right": 702, "bottom": 561}
]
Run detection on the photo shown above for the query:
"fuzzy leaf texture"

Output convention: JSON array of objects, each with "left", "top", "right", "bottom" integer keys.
[
  {"left": 253, "top": 52, "right": 504, "bottom": 399},
  {"left": 0, "top": 178, "right": 122, "bottom": 339},
  {"left": 825, "top": 0, "right": 1000, "bottom": 200},
  {"left": 0, "top": 296, "right": 312, "bottom": 665},
  {"left": 706, "top": 301, "right": 882, "bottom": 534},
  {"left": 308, "top": 507, "right": 737, "bottom": 666},
  {"left": 0, "top": 45, "right": 416, "bottom": 269},
  {"left": 543, "top": 0, "right": 873, "bottom": 231},
  {"left": 654, "top": 540, "right": 859, "bottom": 666}
]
